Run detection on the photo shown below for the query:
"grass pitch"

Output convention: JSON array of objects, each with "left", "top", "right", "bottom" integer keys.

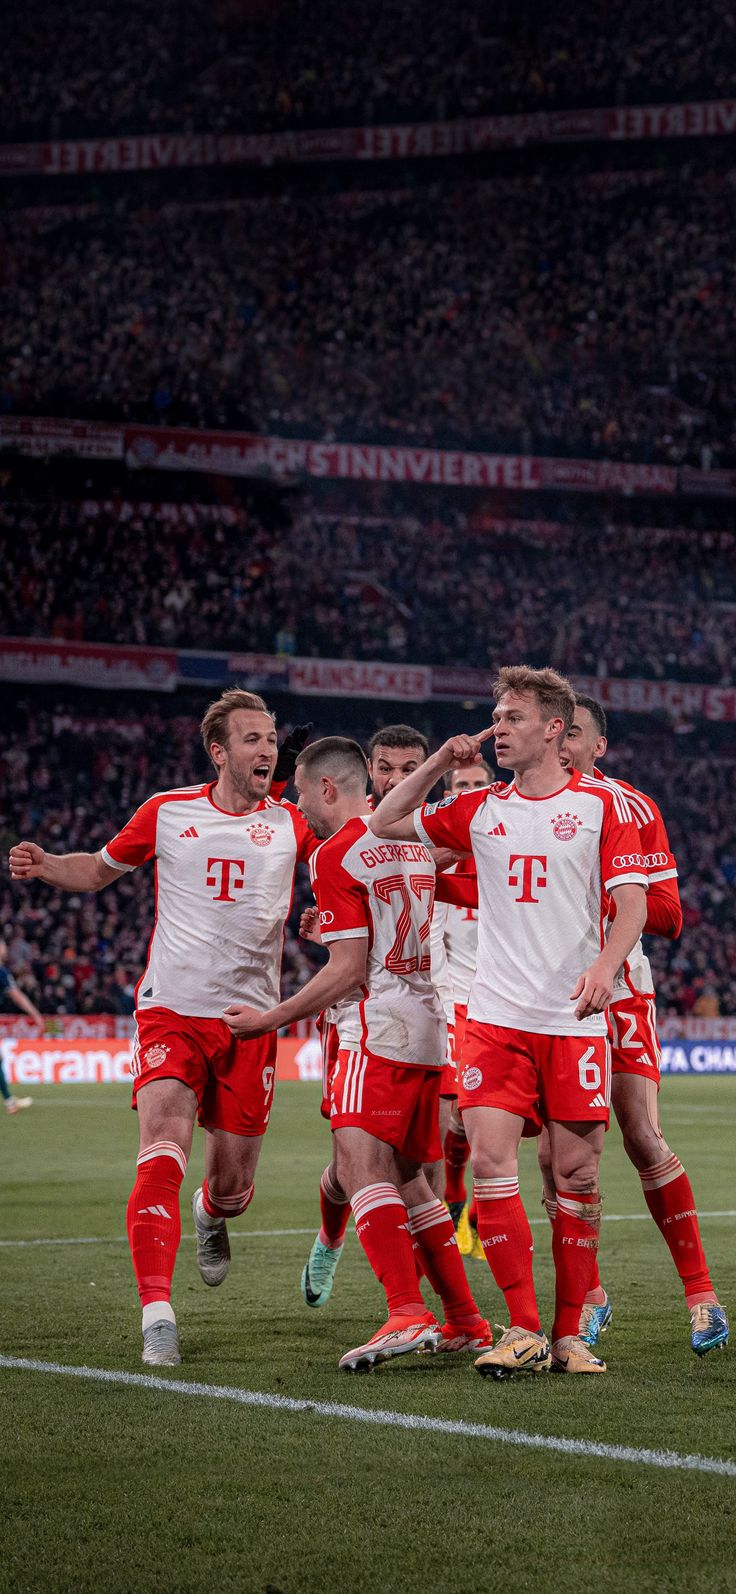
[{"left": 1, "top": 1079, "right": 735, "bottom": 1594}]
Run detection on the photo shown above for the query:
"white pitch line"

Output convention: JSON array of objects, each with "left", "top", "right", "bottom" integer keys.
[
  {"left": 2, "top": 1211, "right": 736, "bottom": 1250},
  {"left": 0, "top": 1355, "right": 734, "bottom": 1479}
]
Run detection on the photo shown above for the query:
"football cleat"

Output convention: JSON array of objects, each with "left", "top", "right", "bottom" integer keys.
[
  {"left": 5, "top": 1096, "right": 32, "bottom": 1114},
  {"left": 475, "top": 1325, "right": 551, "bottom": 1378},
  {"left": 339, "top": 1310, "right": 441, "bottom": 1372},
  {"left": 578, "top": 1294, "right": 613, "bottom": 1348},
  {"left": 433, "top": 1317, "right": 493, "bottom": 1354},
  {"left": 192, "top": 1186, "right": 230, "bottom": 1287},
  {"left": 551, "top": 1334, "right": 606, "bottom": 1374},
  {"left": 690, "top": 1302, "right": 729, "bottom": 1357},
  {"left": 142, "top": 1319, "right": 181, "bottom": 1367},
  {"left": 447, "top": 1200, "right": 466, "bottom": 1230},
  {"left": 456, "top": 1204, "right": 484, "bottom": 1258},
  {"left": 300, "top": 1236, "right": 344, "bottom": 1308}
]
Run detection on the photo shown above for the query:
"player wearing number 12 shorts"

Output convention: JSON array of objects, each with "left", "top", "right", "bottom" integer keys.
[
  {"left": 224, "top": 736, "right": 490, "bottom": 1370},
  {"left": 9, "top": 689, "right": 316, "bottom": 1368},
  {"left": 369, "top": 665, "right": 650, "bottom": 1377}
]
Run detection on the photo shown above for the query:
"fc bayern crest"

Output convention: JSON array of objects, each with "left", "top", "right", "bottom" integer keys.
[
  {"left": 144, "top": 1044, "right": 169, "bottom": 1069},
  {"left": 551, "top": 811, "right": 581, "bottom": 841},
  {"left": 249, "top": 822, "right": 275, "bottom": 847}
]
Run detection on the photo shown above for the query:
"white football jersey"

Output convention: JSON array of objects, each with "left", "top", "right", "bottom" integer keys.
[
  {"left": 440, "top": 861, "right": 479, "bottom": 1008},
  {"left": 310, "top": 815, "right": 446, "bottom": 1068},
  {"left": 415, "top": 769, "right": 648, "bottom": 1037},
  {"left": 102, "top": 784, "right": 314, "bottom": 1017}
]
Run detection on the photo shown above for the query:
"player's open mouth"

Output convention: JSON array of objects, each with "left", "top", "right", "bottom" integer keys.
[{"left": 253, "top": 764, "right": 271, "bottom": 779}]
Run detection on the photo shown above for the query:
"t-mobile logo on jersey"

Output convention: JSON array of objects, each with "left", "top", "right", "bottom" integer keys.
[
  {"left": 206, "top": 857, "right": 246, "bottom": 901},
  {"left": 508, "top": 854, "right": 547, "bottom": 903}
]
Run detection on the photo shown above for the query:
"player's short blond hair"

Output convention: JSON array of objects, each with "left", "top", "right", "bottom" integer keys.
[
  {"left": 492, "top": 665, "right": 576, "bottom": 734},
  {"left": 200, "top": 688, "right": 274, "bottom": 767},
  {"left": 444, "top": 760, "right": 494, "bottom": 789}
]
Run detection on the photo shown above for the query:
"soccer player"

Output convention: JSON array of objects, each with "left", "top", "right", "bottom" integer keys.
[
  {"left": 0, "top": 937, "right": 42, "bottom": 1114},
  {"left": 368, "top": 665, "right": 650, "bottom": 1377},
  {"left": 537, "top": 695, "right": 728, "bottom": 1357},
  {"left": 224, "top": 736, "right": 490, "bottom": 1370},
  {"left": 8, "top": 689, "right": 315, "bottom": 1367}
]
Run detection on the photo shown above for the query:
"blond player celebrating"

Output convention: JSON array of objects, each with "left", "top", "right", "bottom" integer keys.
[
  {"left": 368, "top": 665, "right": 650, "bottom": 1377},
  {"left": 9, "top": 689, "right": 315, "bottom": 1368},
  {"left": 225, "top": 736, "right": 490, "bottom": 1371}
]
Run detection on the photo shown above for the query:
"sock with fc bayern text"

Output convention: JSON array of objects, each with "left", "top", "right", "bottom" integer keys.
[
  {"left": 552, "top": 1190, "right": 601, "bottom": 1343},
  {"left": 318, "top": 1165, "right": 351, "bottom": 1249},
  {"left": 543, "top": 1189, "right": 606, "bottom": 1307},
  {"left": 200, "top": 1177, "right": 254, "bottom": 1222},
  {"left": 639, "top": 1154, "right": 716, "bottom": 1308},
  {"left": 350, "top": 1183, "right": 426, "bottom": 1319},
  {"left": 444, "top": 1119, "right": 471, "bottom": 1206},
  {"left": 126, "top": 1141, "right": 187, "bottom": 1313},
  {"left": 407, "top": 1198, "right": 482, "bottom": 1326},
  {"left": 474, "top": 1177, "right": 541, "bottom": 1333}
]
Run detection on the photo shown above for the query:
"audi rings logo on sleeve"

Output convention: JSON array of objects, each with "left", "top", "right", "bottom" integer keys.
[
  {"left": 319, "top": 910, "right": 334, "bottom": 926},
  {"left": 645, "top": 852, "right": 669, "bottom": 868},
  {"left": 462, "top": 1066, "right": 483, "bottom": 1091},
  {"left": 612, "top": 854, "right": 646, "bottom": 869}
]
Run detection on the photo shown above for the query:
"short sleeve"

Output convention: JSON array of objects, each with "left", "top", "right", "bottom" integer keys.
[
  {"left": 101, "top": 797, "right": 160, "bottom": 872},
  {"left": 414, "top": 789, "right": 487, "bottom": 852},
  {"left": 638, "top": 798, "right": 678, "bottom": 885},
  {"left": 281, "top": 799, "right": 319, "bottom": 863},
  {"left": 310, "top": 843, "right": 369, "bottom": 942},
  {"left": 599, "top": 794, "right": 649, "bottom": 893}
]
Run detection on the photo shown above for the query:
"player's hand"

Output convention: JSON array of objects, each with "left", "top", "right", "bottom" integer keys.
[
  {"left": 273, "top": 724, "right": 313, "bottom": 784},
  {"left": 8, "top": 841, "right": 47, "bottom": 880},
  {"left": 222, "top": 1003, "right": 274, "bottom": 1039},
  {"left": 299, "top": 906, "right": 322, "bottom": 944},
  {"left": 570, "top": 958, "right": 615, "bottom": 1020},
  {"left": 435, "top": 727, "right": 494, "bottom": 773}
]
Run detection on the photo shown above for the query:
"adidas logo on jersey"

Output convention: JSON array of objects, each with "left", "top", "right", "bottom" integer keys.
[
  {"left": 179, "top": 826, "right": 199, "bottom": 839},
  {"left": 487, "top": 823, "right": 507, "bottom": 837},
  {"left": 589, "top": 1094, "right": 607, "bottom": 1109}
]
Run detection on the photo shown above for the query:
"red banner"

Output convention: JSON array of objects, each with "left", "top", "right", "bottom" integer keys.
[
  {"left": 0, "top": 636, "right": 178, "bottom": 692},
  {"left": 0, "top": 100, "right": 734, "bottom": 178},
  {"left": 288, "top": 657, "right": 432, "bottom": 701},
  {"left": 0, "top": 1034, "right": 321, "bottom": 1085}
]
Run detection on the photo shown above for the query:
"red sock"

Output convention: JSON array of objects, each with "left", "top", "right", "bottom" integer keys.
[
  {"left": 126, "top": 1141, "right": 186, "bottom": 1307},
  {"left": 350, "top": 1183, "right": 425, "bottom": 1318},
  {"left": 474, "top": 1177, "right": 540, "bottom": 1332},
  {"left": 408, "top": 1198, "right": 482, "bottom": 1325},
  {"left": 201, "top": 1177, "right": 254, "bottom": 1220},
  {"left": 552, "top": 1190, "right": 601, "bottom": 1342},
  {"left": 545, "top": 1190, "right": 606, "bottom": 1307},
  {"left": 444, "top": 1125, "right": 471, "bottom": 1205},
  {"left": 639, "top": 1155, "right": 715, "bottom": 1307},
  {"left": 318, "top": 1165, "right": 350, "bottom": 1249}
]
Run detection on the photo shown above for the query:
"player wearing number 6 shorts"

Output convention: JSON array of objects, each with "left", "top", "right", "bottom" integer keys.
[
  {"left": 369, "top": 665, "right": 652, "bottom": 1377},
  {"left": 537, "top": 696, "right": 727, "bottom": 1358},
  {"left": 9, "top": 690, "right": 316, "bottom": 1368},
  {"left": 224, "top": 736, "right": 490, "bottom": 1370}
]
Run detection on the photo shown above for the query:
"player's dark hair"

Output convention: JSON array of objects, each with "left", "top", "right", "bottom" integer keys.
[
  {"left": 296, "top": 736, "right": 369, "bottom": 789},
  {"left": 368, "top": 724, "right": 429, "bottom": 759},
  {"left": 200, "top": 688, "right": 274, "bottom": 768},
  {"left": 492, "top": 665, "right": 576, "bottom": 735},
  {"left": 574, "top": 694, "right": 608, "bottom": 739}
]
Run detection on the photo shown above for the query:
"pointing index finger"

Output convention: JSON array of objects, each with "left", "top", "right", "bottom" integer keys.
[{"left": 476, "top": 726, "right": 495, "bottom": 744}]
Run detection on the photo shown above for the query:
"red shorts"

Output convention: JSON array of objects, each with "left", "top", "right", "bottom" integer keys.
[
  {"left": 132, "top": 1007, "right": 277, "bottom": 1137},
  {"left": 609, "top": 990, "right": 662, "bottom": 1086},
  {"left": 439, "top": 1001, "right": 470, "bottom": 1098},
  {"left": 329, "top": 1047, "right": 443, "bottom": 1164},
  {"left": 318, "top": 1016, "right": 340, "bottom": 1120},
  {"left": 457, "top": 1020, "right": 611, "bottom": 1131}
]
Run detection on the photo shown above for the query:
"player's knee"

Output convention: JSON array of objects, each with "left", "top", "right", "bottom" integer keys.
[
  {"left": 621, "top": 1123, "right": 669, "bottom": 1172},
  {"left": 551, "top": 1152, "right": 599, "bottom": 1193}
]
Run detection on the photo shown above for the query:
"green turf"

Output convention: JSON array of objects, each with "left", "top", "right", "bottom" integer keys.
[{"left": 1, "top": 1080, "right": 735, "bottom": 1594}]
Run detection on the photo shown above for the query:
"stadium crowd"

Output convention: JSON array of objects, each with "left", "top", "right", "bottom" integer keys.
[
  {"left": 2, "top": 497, "right": 735, "bottom": 686},
  {"left": 3, "top": 167, "right": 734, "bottom": 465},
  {"left": 1, "top": 698, "right": 734, "bottom": 1021},
  {"left": 0, "top": 0, "right": 730, "bottom": 140}
]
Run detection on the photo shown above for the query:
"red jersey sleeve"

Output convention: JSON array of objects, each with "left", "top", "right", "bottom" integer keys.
[
  {"left": 309, "top": 839, "right": 370, "bottom": 942},
  {"left": 414, "top": 788, "right": 487, "bottom": 853},
  {"left": 101, "top": 797, "right": 160, "bottom": 871},
  {"left": 280, "top": 799, "right": 319, "bottom": 863},
  {"left": 599, "top": 792, "right": 649, "bottom": 893},
  {"left": 621, "top": 785, "right": 681, "bottom": 937},
  {"left": 435, "top": 872, "right": 479, "bottom": 909}
]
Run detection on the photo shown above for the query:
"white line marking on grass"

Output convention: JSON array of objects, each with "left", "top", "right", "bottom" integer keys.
[
  {"left": 1, "top": 1355, "right": 734, "bottom": 1478},
  {"left": 3, "top": 1212, "right": 736, "bottom": 1250}
]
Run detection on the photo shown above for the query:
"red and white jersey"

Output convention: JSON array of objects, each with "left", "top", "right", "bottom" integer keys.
[
  {"left": 592, "top": 769, "right": 679, "bottom": 1002},
  {"left": 415, "top": 768, "right": 647, "bottom": 1037},
  {"left": 440, "top": 858, "right": 479, "bottom": 1008},
  {"left": 101, "top": 784, "right": 314, "bottom": 1018},
  {"left": 310, "top": 815, "right": 446, "bottom": 1068},
  {"left": 429, "top": 905, "right": 455, "bottom": 1024}
]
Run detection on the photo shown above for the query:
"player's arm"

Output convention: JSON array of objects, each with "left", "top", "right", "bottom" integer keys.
[
  {"left": 369, "top": 728, "right": 493, "bottom": 839},
  {"left": 223, "top": 936, "right": 368, "bottom": 1039},
  {"left": 9, "top": 841, "right": 122, "bottom": 893},
  {"left": 7, "top": 981, "right": 43, "bottom": 1026},
  {"left": 571, "top": 883, "right": 647, "bottom": 1021},
  {"left": 644, "top": 878, "right": 682, "bottom": 939},
  {"left": 434, "top": 872, "right": 478, "bottom": 909}
]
